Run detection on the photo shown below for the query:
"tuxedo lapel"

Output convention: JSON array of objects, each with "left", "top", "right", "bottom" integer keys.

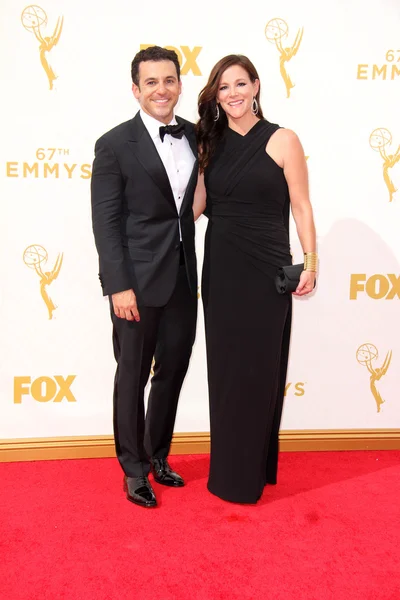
[
  {"left": 176, "top": 117, "right": 198, "bottom": 216},
  {"left": 127, "top": 113, "right": 176, "bottom": 211},
  {"left": 177, "top": 116, "right": 198, "bottom": 158}
]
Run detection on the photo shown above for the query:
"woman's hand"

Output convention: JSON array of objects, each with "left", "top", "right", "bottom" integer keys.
[{"left": 294, "top": 270, "right": 316, "bottom": 296}]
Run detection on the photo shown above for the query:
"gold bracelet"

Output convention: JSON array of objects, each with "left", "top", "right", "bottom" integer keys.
[{"left": 304, "top": 252, "right": 318, "bottom": 272}]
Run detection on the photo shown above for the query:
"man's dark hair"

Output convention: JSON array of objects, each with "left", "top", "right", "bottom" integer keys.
[{"left": 131, "top": 46, "right": 181, "bottom": 86}]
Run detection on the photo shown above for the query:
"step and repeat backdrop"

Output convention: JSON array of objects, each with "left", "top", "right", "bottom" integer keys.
[{"left": 1, "top": 0, "right": 399, "bottom": 440}]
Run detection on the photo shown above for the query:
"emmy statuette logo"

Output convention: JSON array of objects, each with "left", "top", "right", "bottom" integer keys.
[
  {"left": 356, "top": 344, "right": 392, "bottom": 413},
  {"left": 21, "top": 5, "right": 63, "bottom": 90},
  {"left": 23, "top": 245, "right": 63, "bottom": 319},
  {"left": 369, "top": 129, "right": 400, "bottom": 202},
  {"left": 265, "top": 18, "right": 303, "bottom": 98}
]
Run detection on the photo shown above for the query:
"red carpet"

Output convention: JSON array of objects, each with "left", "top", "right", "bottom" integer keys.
[{"left": 1, "top": 451, "right": 400, "bottom": 600}]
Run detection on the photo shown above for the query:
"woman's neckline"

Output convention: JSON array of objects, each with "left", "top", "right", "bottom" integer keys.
[{"left": 227, "top": 118, "right": 265, "bottom": 138}]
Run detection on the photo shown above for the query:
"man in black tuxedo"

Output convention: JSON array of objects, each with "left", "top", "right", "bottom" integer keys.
[{"left": 91, "top": 46, "right": 198, "bottom": 508}]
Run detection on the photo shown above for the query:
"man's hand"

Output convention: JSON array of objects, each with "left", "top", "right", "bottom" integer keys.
[
  {"left": 294, "top": 271, "right": 316, "bottom": 296},
  {"left": 112, "top": 289, "right": 140, "bottom": 321}
]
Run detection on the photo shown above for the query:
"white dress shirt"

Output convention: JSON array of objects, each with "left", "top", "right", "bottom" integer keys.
[{"left": 140, "top": 110, "right": 195, "bottom": 218}]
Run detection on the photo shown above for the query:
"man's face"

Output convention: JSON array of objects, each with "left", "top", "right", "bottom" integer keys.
[{"left": 132, "top": 60, "right": 181, "bottom": 124}]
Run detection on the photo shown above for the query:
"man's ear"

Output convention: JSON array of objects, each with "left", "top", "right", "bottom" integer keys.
[{"left": 132, "top": 82, "right": 140, "bottom": 99}]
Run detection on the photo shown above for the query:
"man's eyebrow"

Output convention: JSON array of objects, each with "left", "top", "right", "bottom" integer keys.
[{"left": 143, "top": 76, "right": 177, "bottom": 83}]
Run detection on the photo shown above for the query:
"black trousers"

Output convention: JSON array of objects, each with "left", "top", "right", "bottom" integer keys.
[{"left": 110, "top": 258, "right": 197, "bottom": 477}]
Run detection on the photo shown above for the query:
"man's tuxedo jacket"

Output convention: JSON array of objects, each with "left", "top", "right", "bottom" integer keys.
[{"left": 91, "top": 112, "right": 198, "bottom": 306}]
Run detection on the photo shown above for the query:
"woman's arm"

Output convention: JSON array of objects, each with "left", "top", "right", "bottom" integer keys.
[
  {"left": 281, "top": 129, "right": 317, "bottom": 296},
  {"left": 193, "top": 171, "right": 207, "bottom": 221}
]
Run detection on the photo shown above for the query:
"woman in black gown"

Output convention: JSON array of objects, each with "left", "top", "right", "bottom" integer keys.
[{"left": 193, "top": 55, "right": 317, "bottom": 503}]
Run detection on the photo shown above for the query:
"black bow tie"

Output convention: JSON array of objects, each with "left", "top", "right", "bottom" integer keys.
[{"left": 159, "top": 123, "right": 185, "bottom": 142}]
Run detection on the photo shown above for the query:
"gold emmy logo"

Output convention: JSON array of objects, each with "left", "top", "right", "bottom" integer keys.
[
  {"left": 23, "top": 245, "right": 63, "bottom": 319},
  {"left": 6, "top": 147, "right": 92, "bottom": 179},
  {"left": 265, "top": 18, "right": 303, "bottom": 98},
  {"left": 369, "top": 128, "right": 400, "bottom": 202},
  {"left": 356, "top": 343, "right": 392, "bottom": 413},
  {"left": 357, "top": 50, "right": 400, "bottom": 81},
  {"left": 284, "top": 382, "right": 305, "bottom": 397},
  {"left": 21, "top": 5, "right": 63, "bottom": 90}
]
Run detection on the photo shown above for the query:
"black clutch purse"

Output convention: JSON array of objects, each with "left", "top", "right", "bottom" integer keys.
[{"left": 275, "top": 264, "right": 305, "bottom": 294}]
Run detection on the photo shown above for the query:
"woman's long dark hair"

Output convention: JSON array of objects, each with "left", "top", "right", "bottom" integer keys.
[{"left": 195, "top": 54, "right": 264, "bottom": 172}]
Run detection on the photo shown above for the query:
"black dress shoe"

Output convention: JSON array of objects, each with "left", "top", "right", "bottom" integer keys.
[
  {"left": 123, "top": 476, "right": 157, "bottom": 507},
  {"left": 150, "top": 458, "right": 184, "bottom": 487}
]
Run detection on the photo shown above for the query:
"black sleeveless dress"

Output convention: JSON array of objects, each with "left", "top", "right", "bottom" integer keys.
[{"left": 202, "top": 119, "right": 292, "bottom": 503}]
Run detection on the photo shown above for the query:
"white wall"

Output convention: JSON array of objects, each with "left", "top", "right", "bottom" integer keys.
[{"left": 1, "top": 0, "right": 399, "bottom": 438}]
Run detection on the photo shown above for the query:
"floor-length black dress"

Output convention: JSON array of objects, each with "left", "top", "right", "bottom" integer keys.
[{"left": 202, "top": 119, "right": 292, "bottom": 503}]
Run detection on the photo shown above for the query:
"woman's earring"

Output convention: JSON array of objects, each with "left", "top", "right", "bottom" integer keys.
[
  {"left": 214, "top": 103, "right": 220, "bottom": 121},
  {"left": 252, "top": 97, "right": 259, "bottom": 116}
]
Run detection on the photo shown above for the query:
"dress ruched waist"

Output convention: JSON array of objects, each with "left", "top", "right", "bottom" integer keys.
[{"left": 204, "top": 120, "right": 293, "bottom": 276}]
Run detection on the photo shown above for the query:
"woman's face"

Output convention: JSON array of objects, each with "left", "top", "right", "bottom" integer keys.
[{"left": 216, "top": 65, "right": 259, "bottom": 121}]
